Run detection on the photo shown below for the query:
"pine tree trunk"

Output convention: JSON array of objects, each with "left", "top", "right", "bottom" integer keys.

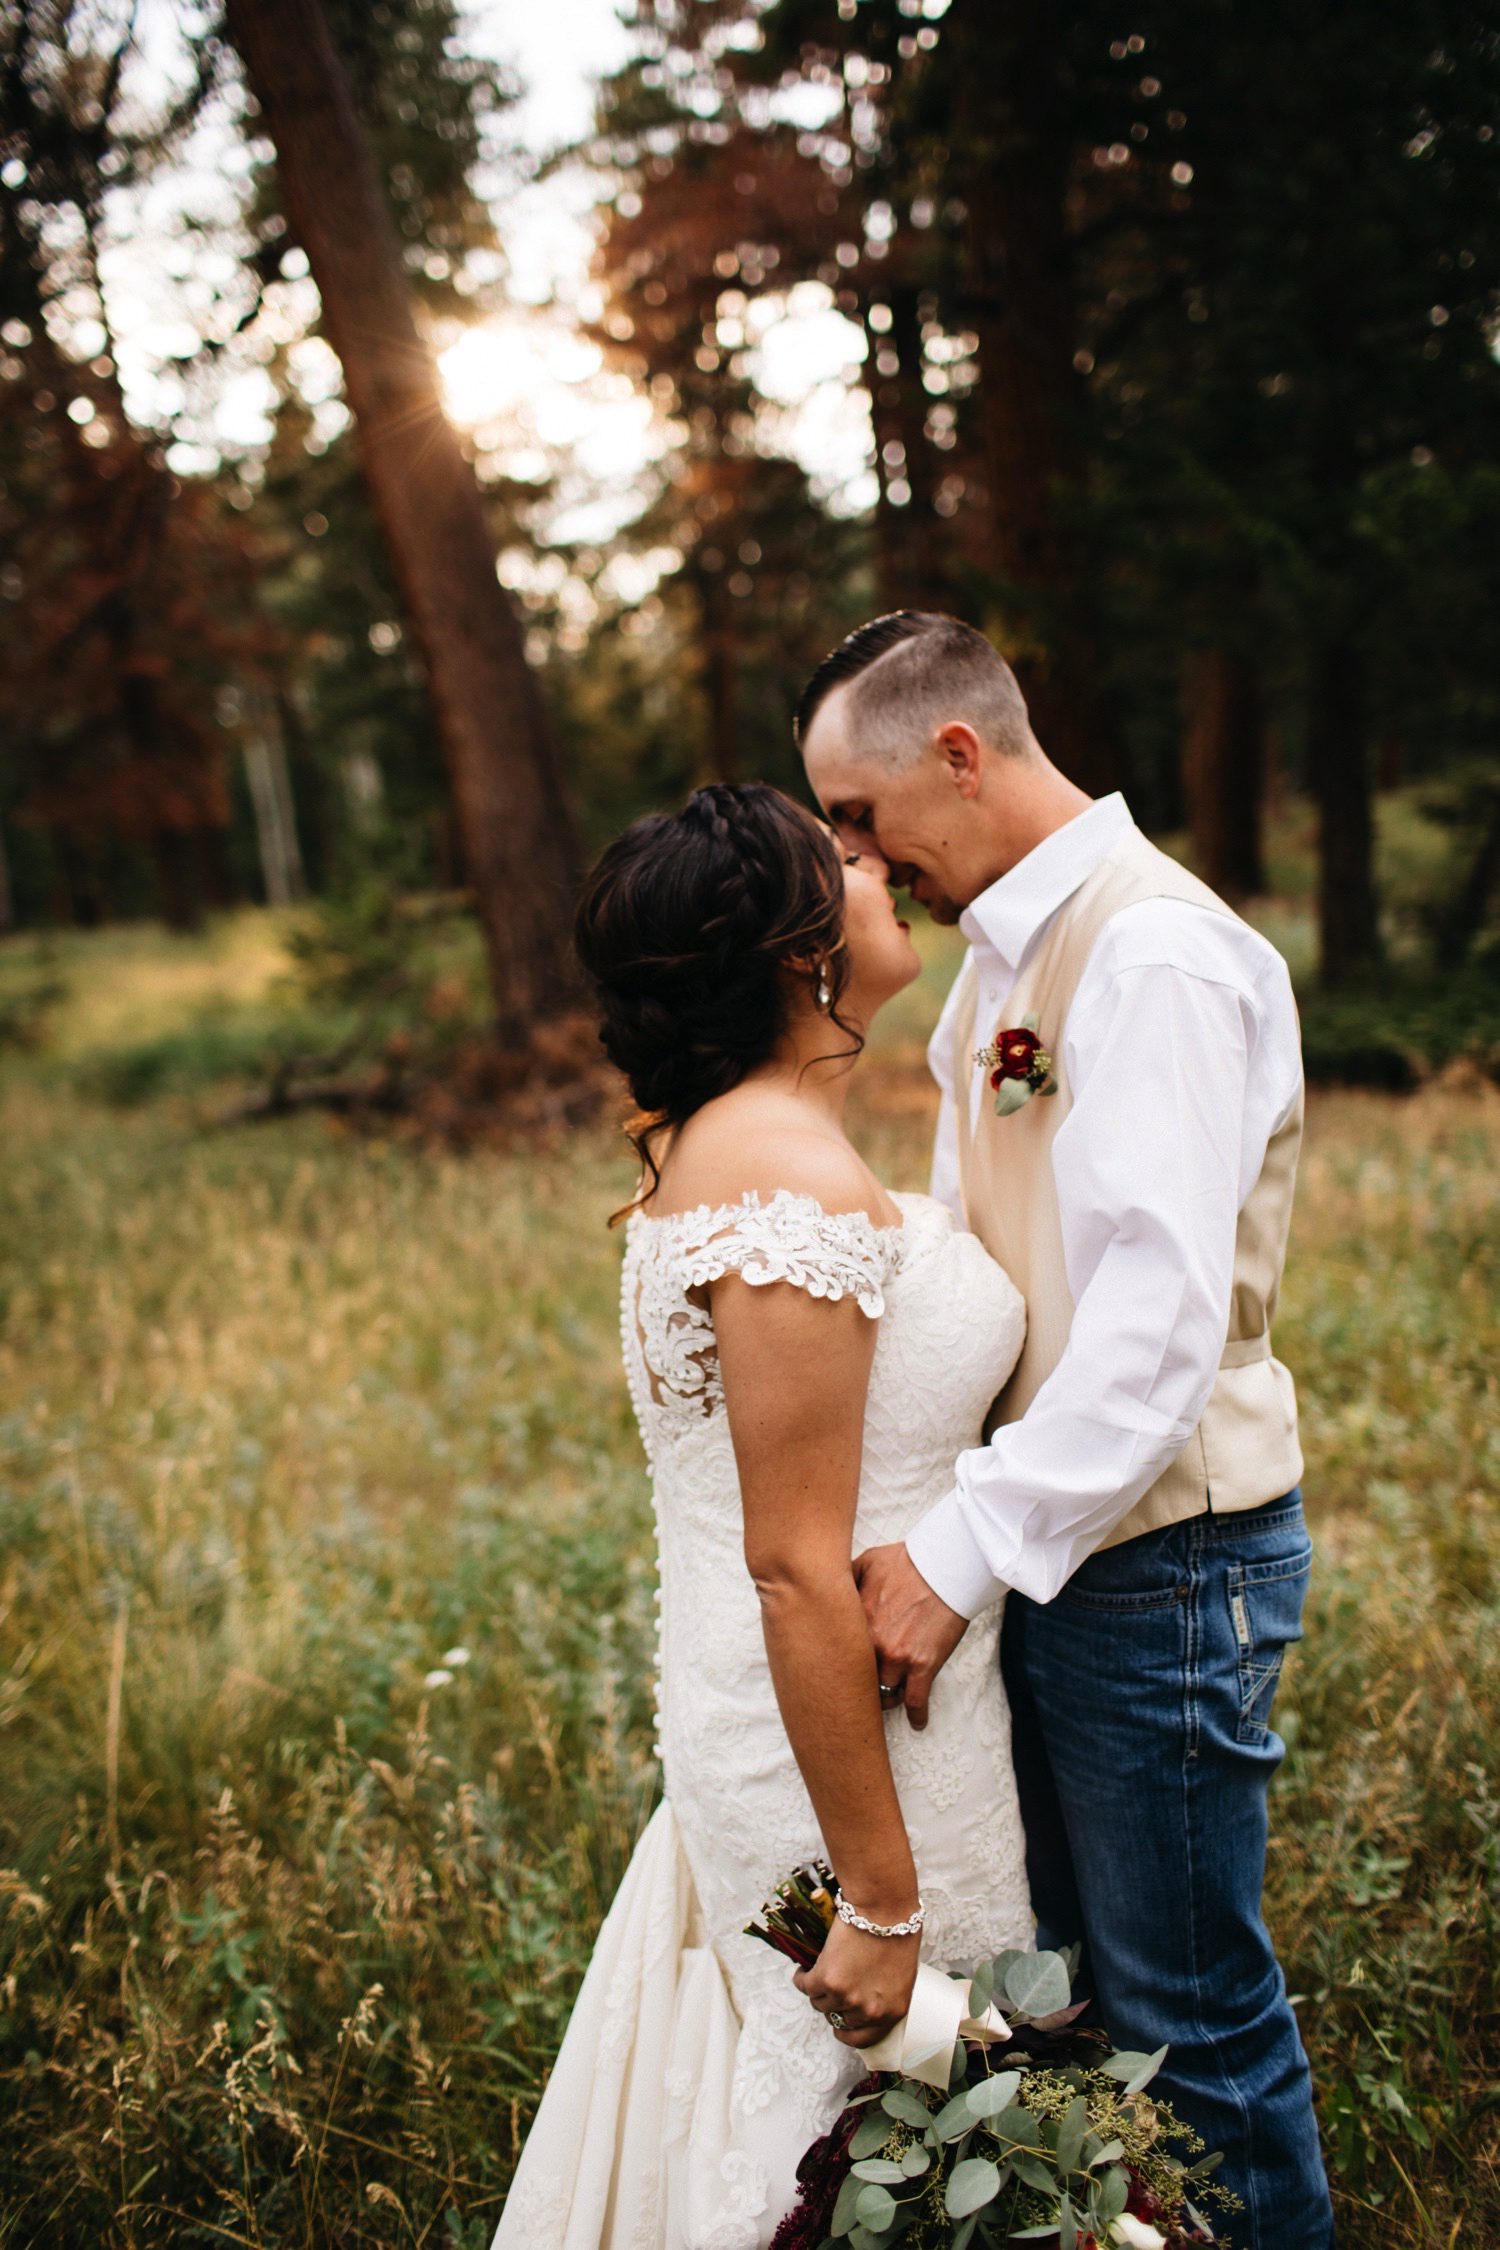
[
  {"left": 947, "top": 0, "right": 1122, "bottom": 796},
  {"left": 223, "top": 0, "right": 579, "bottom": 1042},
  {"left": 1308, "top": 630, "right": 1380, "bottom": 984},
  {"left": 864, "top": 282, "right": 946, "bottom": 612},
  {"left": 243, "top": 729, "right": 307, "bottom": 907},
  {"left": 1182, "top": 648, "right": 1266, "bottom": 900}
]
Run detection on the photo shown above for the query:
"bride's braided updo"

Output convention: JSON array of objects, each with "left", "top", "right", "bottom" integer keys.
[{"left": 574, "top": 783, "right": 857, "bottom": 1209}]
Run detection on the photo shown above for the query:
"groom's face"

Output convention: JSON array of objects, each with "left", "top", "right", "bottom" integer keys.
[{"left": 801, "top": 690, "right": 970, "bottom": 925}]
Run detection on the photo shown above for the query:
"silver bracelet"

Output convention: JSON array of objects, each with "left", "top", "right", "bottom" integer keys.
[{"left": 835, "top": 1892, "right": 925, "bottom": 1939}]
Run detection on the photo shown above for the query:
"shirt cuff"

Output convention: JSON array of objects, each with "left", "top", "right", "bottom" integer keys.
[{"left": 905, "top": 1490, "right": 1006, "bottom": 1621}]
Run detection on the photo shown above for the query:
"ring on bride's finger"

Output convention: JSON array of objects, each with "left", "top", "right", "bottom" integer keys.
[
  {"left": 878, "top": 1680, "right": 903, "bottom": 1701},
  {"left": 826, "top": 2009, "right": 847, "bottom": 2031}
]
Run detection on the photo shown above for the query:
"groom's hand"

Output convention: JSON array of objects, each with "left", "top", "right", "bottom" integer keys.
[{"left": 853, "top": 1543, "right": 968, "bottom": 1731}]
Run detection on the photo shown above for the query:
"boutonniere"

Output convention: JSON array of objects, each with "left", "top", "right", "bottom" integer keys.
[{"left": 974, "top": 1011, "right": 1058, "bottom": 1117}]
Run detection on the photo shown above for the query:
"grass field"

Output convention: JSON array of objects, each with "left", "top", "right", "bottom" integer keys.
[{"left": 0, "top": 912, "right": 1496, "bottom": 2247}]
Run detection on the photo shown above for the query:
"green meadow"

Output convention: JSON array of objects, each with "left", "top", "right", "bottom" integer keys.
[{"left": 0, "top": 914, "right": 1495, "bottom": 2246}]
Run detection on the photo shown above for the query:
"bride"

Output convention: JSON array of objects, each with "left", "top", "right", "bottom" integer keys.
[{"left": 493, "top": 782, "right": 1032, "bottom": 2250}]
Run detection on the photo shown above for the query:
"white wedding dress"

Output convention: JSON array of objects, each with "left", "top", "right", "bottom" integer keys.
[{"left": 493, "top": 1189, "right": 1033, "bottom": 2250}]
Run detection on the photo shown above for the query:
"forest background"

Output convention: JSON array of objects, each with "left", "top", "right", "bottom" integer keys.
[{"left": 1, "top": 0, "right": 1498, "bottom": 2245}]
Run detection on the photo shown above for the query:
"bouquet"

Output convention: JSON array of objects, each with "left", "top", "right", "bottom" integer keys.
[{"left": 747, "top": 1865, "right": 1235, "bottom": 2250}]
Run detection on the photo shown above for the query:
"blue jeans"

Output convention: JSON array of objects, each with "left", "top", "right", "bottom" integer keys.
[{"left": 1000, "top": 1492, "right": 1334, "bottom": 2249}]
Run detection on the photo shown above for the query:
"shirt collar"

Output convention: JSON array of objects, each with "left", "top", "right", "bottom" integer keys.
[{"left": 959, "top": 794, "right": 1134, "bottom": 981}]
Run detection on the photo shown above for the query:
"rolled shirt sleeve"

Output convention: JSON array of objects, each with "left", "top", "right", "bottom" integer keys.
[{"left": 906, "top": 913, "right": 1295, "bottom": 1614}]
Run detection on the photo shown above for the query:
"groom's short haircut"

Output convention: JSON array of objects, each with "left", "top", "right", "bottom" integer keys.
[{"left": 794, "top": 611, "right": 1033, "bottom": 768}]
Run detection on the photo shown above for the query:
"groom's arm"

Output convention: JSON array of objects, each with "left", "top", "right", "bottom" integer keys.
[{"left": 903, "top": 910, "right": 1301, "bottom": 1624}]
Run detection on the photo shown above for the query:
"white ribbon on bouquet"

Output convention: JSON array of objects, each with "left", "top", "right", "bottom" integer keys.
[{"left": 860, "top": 1963, "right": 1011, "bottom": 2088}]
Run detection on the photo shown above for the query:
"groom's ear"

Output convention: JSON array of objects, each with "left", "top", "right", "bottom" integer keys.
[{"left": 936, "top": 723, "right": 984, "bottom": 800}]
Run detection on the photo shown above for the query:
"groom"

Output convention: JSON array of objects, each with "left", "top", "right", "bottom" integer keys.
[{"left": 797, "top": 613, "right": 1334, "bottom": 2249}]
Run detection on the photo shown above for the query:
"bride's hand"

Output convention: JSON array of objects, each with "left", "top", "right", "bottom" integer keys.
[{"left": 792, "top": 1919, "right": 920, "bottom": 2048}]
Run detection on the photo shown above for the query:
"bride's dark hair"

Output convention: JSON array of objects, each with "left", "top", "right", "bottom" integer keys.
[{"left": 574, "top": 782, "right": 859, "bottom": 1216}]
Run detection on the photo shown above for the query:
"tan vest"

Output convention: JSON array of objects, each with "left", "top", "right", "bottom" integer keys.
[{"left": 952, "top": 824, "right": 1304, "bottom": 1551}]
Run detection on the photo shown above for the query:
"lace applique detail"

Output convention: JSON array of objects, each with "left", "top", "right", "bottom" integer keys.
[
  {"left": 699, "top": 2150, "right": 773, "bottom": 2249},
  {"left": 625, "top": 1190, "right": 897, "bottom": 1426},
  {"left": 495, "top": 2170, "right": 568, "bottom": 2249},
  {"left": 674, "top": 1190, "right": 893, "bottom": 1316}
]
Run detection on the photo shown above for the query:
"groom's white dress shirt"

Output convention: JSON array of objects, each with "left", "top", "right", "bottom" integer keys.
[{"left": 905, "top": 794, "right": 1304, "bottom": 1615}]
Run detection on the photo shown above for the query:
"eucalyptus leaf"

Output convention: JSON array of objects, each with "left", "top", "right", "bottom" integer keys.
[
  {"left": 880, "top": 2088, "right": 933, "bottom": 2130},
  {"left": 851, "top": 2110, "right": 895, "bottom": 2159},
  {"left": 965, "top": 2071, "right": 1022, "bottom": 2121},
  {"left": 1123, "top": 2044, "right": 1169, "bottom": 2096},
  {"left": 989, "top": 2103, "right": 1040, "bottom": 2150},
  {"left": 1055, "top": 2094, "right": 1089, "bottom": 2177},
  {"left": 1010, "top": 2152, "right": 1057, "bottom": 2194},
  {"left": 993, "top": 1078, "right": 1033, "bottom": 1117},
  {"left": 1006, "top": 2231, "right": 1061, "bottom": 2241},
  {"left": 1088, "top": 2137, "right": 1125, "bottom": 2167},
  {"left": 1002, "top": 1951, "right": 1072, "bottom": 2019},
  {"left": 1094, "top": 2164, "right": 1129, "bottom": 2223},
  {"left": 944, "top": 2157, "right": 1003, "bottom": 2218},
  {"left": 851, "top": 2159, "right": 907, "bottom": 2184},
  {"left": 1058, "top": 2195, "right": 1078, "bottom": 2250},
  {"left": 1101, "top": 2046, "right": 1165, "bottom": 2087},
  {"left": 966, "top": 1957, "right": 994, "bottom": 2017},
  {"left": 1021, "top": 1012, "right": 1040, "bottom": 1032},
  {"left": 854, "top": 2182, "right": 897, "bottom": 2232},
  {"left": 951, "top": 2217, "right": 980, "bottom": 2250},
  {"left": 932, "top": 2090, "right": 977, "bottom": 2142},
  {"left": 831, "top": 2169, "right": 864, "bottom": 2236},
  {"left": 1185, "top": 2149, "right": 1225, "bottom": 2178},
  {"left": 899, "top": 2144, "right": 931, "bottom": 2178}
]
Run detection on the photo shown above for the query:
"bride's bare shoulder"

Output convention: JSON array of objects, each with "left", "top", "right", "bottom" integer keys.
[{"left": 646, "top": 1089, "right": 894, "bottom": 1226}]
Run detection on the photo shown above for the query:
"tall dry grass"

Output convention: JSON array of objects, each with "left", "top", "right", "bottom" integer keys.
[{"left": 0, "top": 918, "right": 1495, "bottom": 2245}]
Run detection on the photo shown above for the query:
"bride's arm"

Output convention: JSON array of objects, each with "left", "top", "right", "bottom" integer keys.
[{"left": 714, "top": 1262, "right": 920, "bottom": 2047}]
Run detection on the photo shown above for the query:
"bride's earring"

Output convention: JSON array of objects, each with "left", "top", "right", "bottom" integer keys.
[{"left": 815, "top": 964, "right": 833, "bottom": 1011}]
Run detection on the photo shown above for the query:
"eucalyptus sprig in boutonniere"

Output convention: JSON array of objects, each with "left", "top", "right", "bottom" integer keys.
[{"left": 974, "top": 1012, "right": 1058, "bottom": 1118}]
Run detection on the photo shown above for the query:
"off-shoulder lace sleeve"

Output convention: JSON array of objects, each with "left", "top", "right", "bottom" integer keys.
[
  {"left": 678, "top": 1188, "right": 894, "bottom": 1318},
  {"left": 625, "top": 1189, "right": 899, "bottom": 1427}
]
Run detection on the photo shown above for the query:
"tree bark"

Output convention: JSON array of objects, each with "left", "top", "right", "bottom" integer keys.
[
  {"left": 1308, "top": 630, "right": 1381, "bottom": 984},
  {"left": 223, "top": 0, "right": 579, "bottom": 1042},
  {"left": 947, "top": 0, "right": 1122, "bottom": 796},
  {"left": 1435, "top": 779, "right": 1500, "bottom": 971},
  {"left": 1181, "top": 647, "right": 1266, "bottom": 900},
  {"left": 243, "top": 725, "right": 307, "bottom": 907},
  {"left": 864, "top": 282, "right": 946, "bottom": 613}
]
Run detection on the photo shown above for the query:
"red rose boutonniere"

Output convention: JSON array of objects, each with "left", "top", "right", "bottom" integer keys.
[{"left": 974, "top": 1010, "right": 1058, "bottom": 1117}]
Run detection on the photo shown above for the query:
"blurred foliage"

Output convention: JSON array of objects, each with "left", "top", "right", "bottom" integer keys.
[{"left": 1298, "top": 973, "right": 1500, "bottom": 1092}]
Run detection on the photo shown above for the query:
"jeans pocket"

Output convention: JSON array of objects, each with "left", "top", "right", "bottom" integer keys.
[
  {"left": 1228, "top": 1544, "right": 1312, "bottom": 1744},
  {"left": 1057, "top": 1538, "right": 1189, "bottom": 1612}
]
